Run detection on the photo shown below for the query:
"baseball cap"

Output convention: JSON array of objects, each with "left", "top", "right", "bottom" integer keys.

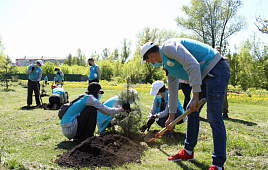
[
  {"left": 37, "top": 60, "right": 43, "bottom": 66},
  {"left": 87, "top": 82, "right": 104, "bottom": 94},
  {"left": 150, "top": 80, "right": 165, "bottom": 96},
  {"left": 140, "top": 42, "right": 156, "bottom": 65}
]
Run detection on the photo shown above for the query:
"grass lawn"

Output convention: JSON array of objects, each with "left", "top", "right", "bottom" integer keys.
[{"left": 0, "top": 81, "right": 267, "bottom": 170}]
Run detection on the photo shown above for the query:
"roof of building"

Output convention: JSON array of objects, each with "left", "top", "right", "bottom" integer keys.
[{"left": 16, "top": 56, "right": 67, "bottom": 60}]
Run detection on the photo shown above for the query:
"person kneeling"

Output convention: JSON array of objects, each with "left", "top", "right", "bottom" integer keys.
[
  {"left": 60, "top": 82, "right": 129, "bottom": 141},
  {"left": 47, "top": 85, "right": 67, "bottom": 110},
  {"left": 140, "top": 80, "right": 185, "bottom": 137}
]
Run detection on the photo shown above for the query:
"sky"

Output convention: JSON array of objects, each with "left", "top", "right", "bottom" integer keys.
[{"left": 0, "top": 0, "right": 267, "bottom": 62}]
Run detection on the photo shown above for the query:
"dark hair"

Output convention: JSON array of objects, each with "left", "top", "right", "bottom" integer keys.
[
  {"left": 158, "top": 85, "right": 166, "bottom": 93},
  {"left": 143, "top": 45, "right": 159, "bottom": 60},
  {"left": 88, "top": 58, "right": 94, "bottom": 61}
]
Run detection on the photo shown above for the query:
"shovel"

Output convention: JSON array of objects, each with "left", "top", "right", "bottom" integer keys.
[{"left": 148, "top": 98, "right": 206, "bottom": 142}]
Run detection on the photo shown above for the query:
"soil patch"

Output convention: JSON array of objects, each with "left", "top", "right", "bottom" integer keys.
[
  {"left": 55, "top": 134, "right": 147, "bottom": 169},
  {"left": 143, "top": 130, "right": 159, "bottom": 142}
]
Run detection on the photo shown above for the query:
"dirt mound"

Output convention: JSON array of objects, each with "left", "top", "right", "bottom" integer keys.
[{"left": 55, "top": 134, "right": 147, "bottom": 169}]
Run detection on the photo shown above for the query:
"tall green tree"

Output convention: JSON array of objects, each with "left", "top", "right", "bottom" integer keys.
[
  {"left": 90, "top": 51, "right": 100, "bottom": 61},
  {"left": 255, "top": 16, "right": 268, "bottom": 34},
  {"left": 176, "top": 0, "right": 247, "bottom": 48},
  {"left": 76, "top": 48, "right": 86, "bottom": 66},
  {"left": 102, "top": 48, "right": 110, "bottom": 60},
  {"left": 228, "top": 36, "right": 268, "bottom": 90},
  {"left": 64, "top": 53, "right": 73, "bottom": 66},
  {"left": 111, "top": 48, "right": 120, "bottom": 61},
  {"left": 121, "top": 38, "right": 131, "bottom": 64}
]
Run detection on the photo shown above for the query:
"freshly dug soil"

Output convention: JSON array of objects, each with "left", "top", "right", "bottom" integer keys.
[
  {"left": 143, "top": 130, "right": 159, "bottom": 142},
  {"left": 55, "top": 134, "right": 147, "bottom": 169}
]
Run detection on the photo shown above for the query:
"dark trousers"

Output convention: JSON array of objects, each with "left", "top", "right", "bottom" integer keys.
[
  {"left": 88, "top": 79, "right": 99, "bottom": 84},
  {"left": 74, "top": 106, "right": 98, "bottom": 140},
  {"left": 179, "top": 83, "right": 192, "bottom": 110},
  {"left": 48, "top": 94, "right": 61, "bottom": 109},
  {"left": 27, "top": 80, "right": 40, "bottom": 106}
]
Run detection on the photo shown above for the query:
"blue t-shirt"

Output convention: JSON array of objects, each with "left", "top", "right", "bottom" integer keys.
[{"left": 52, "top": 87, "right": 64, "bottom": 98}]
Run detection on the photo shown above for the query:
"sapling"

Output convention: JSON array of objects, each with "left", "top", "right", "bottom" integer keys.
[{"left": 111, "top": 76, "right": 142, "bottom": 137}]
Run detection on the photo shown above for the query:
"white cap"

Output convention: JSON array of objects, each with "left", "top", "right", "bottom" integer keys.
[
  {"left": 140, "top": 42, "right": 156, "bottom": 65},
  {"left": 37, "top": 60, "right": 43, "bottom": 66},
  {"left": 150, "top": 80, "right": 165, "bottom": 96},
  {"left": 128, "top": 88, "right": 138, "bottom": 105}
]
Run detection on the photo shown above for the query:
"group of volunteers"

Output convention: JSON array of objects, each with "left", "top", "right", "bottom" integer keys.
[
  {"left": 25, "top": 38, "right": 230, "bottom": 170},
  {"left": 26, "top": 61, "right": 65, "bottom": 109}
]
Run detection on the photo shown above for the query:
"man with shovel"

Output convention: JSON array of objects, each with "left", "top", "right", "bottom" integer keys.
[
  {"left": 140, "top": 38, "right": 230, "bottom": 170},
  {"left": 26, "top": 60, "right": 43, "bottom": 108}
]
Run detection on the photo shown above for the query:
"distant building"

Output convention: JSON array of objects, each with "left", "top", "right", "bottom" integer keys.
[{"left": 16, "top": 56, "right": 67, "bottom": 66}]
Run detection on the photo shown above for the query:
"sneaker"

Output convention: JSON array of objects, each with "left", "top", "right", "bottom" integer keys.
[
  {"left": 223, "top": 113, "right": 229, "bottom": 119},
  {"left": 209, "top": 165, "right": 224, "bottom": 170},
  {"left": 168, "top": 149, "right": 194, "bottom": 161}
]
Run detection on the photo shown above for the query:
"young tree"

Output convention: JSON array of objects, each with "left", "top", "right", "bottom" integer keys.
[
  {"left": 176, "top": 0, "right": 247, "bottom": 48},
  {"left": 0, "top": 56, "right": 16, "bottom": 90}
]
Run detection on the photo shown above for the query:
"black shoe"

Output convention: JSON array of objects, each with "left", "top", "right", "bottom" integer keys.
[{"left": 223, "top": 113, "right": 229, "bottom": 119}]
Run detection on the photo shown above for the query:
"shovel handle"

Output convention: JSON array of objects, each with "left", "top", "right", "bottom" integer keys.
[{"left": 157, "top": 98, "right": 207, "bottom": 137}]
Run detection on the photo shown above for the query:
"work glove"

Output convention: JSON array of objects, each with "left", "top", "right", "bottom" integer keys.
[
  {"left": 140, "top": 115, "right": 156, "bottom": 132},
  {"left": 32, "top": 66, "right": 35, "bottom": 71},
  {"left": 122, "top": 102, "right": 131, "bottom": 112}
]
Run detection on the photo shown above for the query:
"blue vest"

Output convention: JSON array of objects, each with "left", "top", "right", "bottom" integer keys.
[
  {"left": 52, "top": 87, "right": 64, "bottom": 98},
  {"left": 56, "top": 71, "right": 64, "bottom": 81},
  {"left": 97, "top": 96, "right": 118, "bottom": 132},
  {"left": 44, "top": 77, "right": 48, "bottom": 81},
  {"left": 154, "top": 90, "right": 185, "bottom": 114},
  {"left": 162, "top": 38, "right": 218, "bottom": 81},
  {"left": 28, "top": 65, "right": 42, "bottom": 81},
  {"left": 88, "top": 64, "right": 99, "bottom": 79},
  {"left": 61, "top": 95, "right": 89, "bottom": 124}
]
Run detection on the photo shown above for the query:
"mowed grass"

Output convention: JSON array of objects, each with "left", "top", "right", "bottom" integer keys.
[{"left": 0, "top": 81, "right": 267, "bottom": 170}]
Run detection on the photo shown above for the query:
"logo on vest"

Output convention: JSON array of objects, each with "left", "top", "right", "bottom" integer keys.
[{"left": 166, "top": 60, "right": 174, "bottom": 67}]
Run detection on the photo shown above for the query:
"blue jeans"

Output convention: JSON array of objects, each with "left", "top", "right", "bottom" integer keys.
[
  {"left": 184, "top": 58, "right": 230, "bottom": 167},
  {"left": 156, "top": 108, "right": 184, "bottom": 128}
]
